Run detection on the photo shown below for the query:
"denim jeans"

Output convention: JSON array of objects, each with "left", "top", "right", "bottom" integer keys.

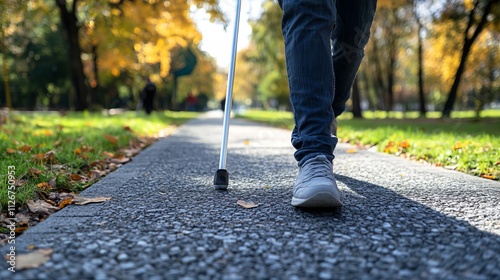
[{"left": 278, "top": 0, "right": 377, "bottom": 166}]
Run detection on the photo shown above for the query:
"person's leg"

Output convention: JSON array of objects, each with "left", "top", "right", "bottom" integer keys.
[
  {"left": 280, "top": 0, "right": 337, "bottom": 167},
  {"left": 331, "top": 0, "right": 377, "bottom": 118},
  {"left": 280, "top": 0, "right": 342, "bottom": 207}
]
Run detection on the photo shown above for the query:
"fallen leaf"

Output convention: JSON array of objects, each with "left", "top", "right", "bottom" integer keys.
[
  {"left": 70, "top": 174, "right": 84, "bottom": 181},
  {"left": 36, "top": 182, "right": 52, "bottom": 191},
  {"left": 399, "top": 140, "right": 411, "bottom": 149},
  {"left": 123, "top": 125, "right": 134, "bottom": 132},
  {"left": 26, "top": 200, "right": 59, "bottom": 215},
  {"left": 110, "top": 156, "right": 130, "bottom": 164},
  {"left": 15, "top": 213, "right": 30, "bottom": 227},
  {"left": 481, "top": 175, "right": 495, "bottom": 180},
  {"left": 28, "top": 168, "right": 43, "bottom": 178},
  {"left": 72, "top": 196, "right": 111, "bottom": 205},
  {"left": 74, "top": 148, "right": 82, "bottom": 155},
  {"left": 44, "top": 150, "right": 57, "bottom": 164},
  {"left": 243, "top": 140, "right": 250, "bottom": 145},
  {"left": 346, "top": 149, "right": 358, "bottom": 153},
  {"left": 12, "top": 249, "right": 53, "bottom": 270},
  {"left": 102, "top": 151, "right": 114, "bottom": 158},
  {"left": 237, "top": 200, "right": 259, "bottom": 209},
  {"left": 89, "top": 169, "right": 107, "bottom": 180},
  {"left": 32, "top": 153, "right": 45, "bottom": 163},
  {"left": 58, "top": 198, "right": 73, "bottom": 209},
  {"left": 19, "top": 145, "right": 33, "bottom": 153},
  {"left": 6, "top": 148, "right": 16, "bottom": 154},
  {"left": 104, "top": 134, "right": 119, "bottom": 145}
]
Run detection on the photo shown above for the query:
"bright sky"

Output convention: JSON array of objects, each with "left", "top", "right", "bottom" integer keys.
[{"left": 192, "top": 0, "right": 265, "bottom": 68}]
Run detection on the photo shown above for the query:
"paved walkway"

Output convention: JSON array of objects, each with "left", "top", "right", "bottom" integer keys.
[{"left": 2, "top": 111, "right": 500, "bottom": 279}]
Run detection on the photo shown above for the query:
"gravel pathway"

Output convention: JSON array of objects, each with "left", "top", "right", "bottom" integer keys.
[{"left": 2, "top": 111, "right": 499, "bottom": 279}]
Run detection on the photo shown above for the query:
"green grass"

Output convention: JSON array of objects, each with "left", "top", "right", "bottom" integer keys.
[
  {"left": 238, "top": 109, "right": 500, "bottom": 180},
  {"left": 0, "top": 110, "right": 198, "bottom": 210}
]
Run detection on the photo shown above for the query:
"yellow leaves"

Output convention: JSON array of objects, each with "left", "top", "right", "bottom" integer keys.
[
  {"left": 346, "top": 149, "right": 358, "bottom": 154},
  {"left": 383, "top": 139, "right": 411, "bottom": 154},
  {"left": 453, "top": 141, "right": 467, "bottom": 151},
  {"left": 36, "top": 182, "right": 52, "bottom": 191},
  {"left": 58, "top": 198, "right": 73, "bottom": 209},
  {"left": 33, "top": 129, "right": 53, "bottom": 136}
]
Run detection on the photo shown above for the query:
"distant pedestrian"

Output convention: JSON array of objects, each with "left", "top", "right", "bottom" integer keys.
[
  {"left": 141, "top": 78, "right": 156, "bottom": 115},
  {"left": 279, "top": 1, "right": 377, "bottom": 207},
  {"left": 220, "top": 97, "right": 226, "bottom": 112},
  {"left": 186, "top": 92, "right": 198, "bottom": 112}
]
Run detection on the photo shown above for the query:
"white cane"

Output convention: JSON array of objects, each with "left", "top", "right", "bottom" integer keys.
[{"left": 214, "top": 0, "right": 242, "bottom": 190}]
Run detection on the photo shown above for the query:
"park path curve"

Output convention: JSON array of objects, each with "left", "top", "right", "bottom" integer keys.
[{"left": 2, "top": 110, "right": 500, "bottom": 279}]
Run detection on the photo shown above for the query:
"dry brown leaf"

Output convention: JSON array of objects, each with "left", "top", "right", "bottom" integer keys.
[
  {"left": 89, "top": 169, "right": 107, "bottom": 180},
  {"left": 13, "top": 249, "right": 53, "bottom": 270},
  {"left": 26, "top": 200, "right": 59, "bottom": 215},
  {"left": 102, "top": 151, "right": 114, "bottom": 158},
  {"left": 44, "top": 150, "right": 57, "bottom": 164},
  {"left": 104, "top": 134, "right": 119, "bottom": 145},
  {"left": 481, "top": 175, "right": 495, "bottom": 180},
  {"left": 110, "top": 156, "right": 130, "bottom": 164},
  {"left": 6, "top": 148, "right": 16, "bottom": 154},
  {"left": 123, "top": 125, "right": 134, "bottom": 132},
  {"left": 237, "top": 200, "right": 259, "bottom": 209},
  {"left": 72, "top": 196, "right": 111, "bottom": 205},
  {"left": 28, "top": 168, "right": 42, "bottom": 178},
  {"left": 19, "top": 145, "right": 33, "bottom": 153},
  {"left": 74, "top": 148, "right": 82, "bottom": 155},
  {"left": 70, "top": 174, "right": 84, "bottom": 181},
  {"left": 15, "top": 213, "right": 30, "bottom": 227}
]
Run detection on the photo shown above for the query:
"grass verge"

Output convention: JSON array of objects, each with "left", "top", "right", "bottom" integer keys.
[
  {"left": 238, "top": 109, "right": 500, "bottom": 180},
  {"left": 0, "top": 110, "right": 197, "bottom": 214}
]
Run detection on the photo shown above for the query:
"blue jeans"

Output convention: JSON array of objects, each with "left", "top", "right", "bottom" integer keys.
[{"left": 278, "top": 0, "right": 377, "bottom": 166}]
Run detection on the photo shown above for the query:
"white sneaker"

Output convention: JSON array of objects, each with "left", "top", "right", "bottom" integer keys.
[{"left": 291, "top": 155, "right": 343, "bottom": 208}]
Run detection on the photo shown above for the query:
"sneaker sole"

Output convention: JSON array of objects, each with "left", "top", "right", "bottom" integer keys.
[{"left": 291, "top": 192, "right": 343, "bottom": 208}]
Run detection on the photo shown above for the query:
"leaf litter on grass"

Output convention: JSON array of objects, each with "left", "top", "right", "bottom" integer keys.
[{"left": 0, "top": 111, "right": 196, "bottom": 244}]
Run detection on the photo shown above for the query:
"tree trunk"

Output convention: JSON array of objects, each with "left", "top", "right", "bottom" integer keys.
[
  {"left": 416, "top": 13, "right": 426, "bottom": 117},
  {"left": 90, "top": 44, "right": 100, "bottom": 107},
  {"left": 55, "top": 0, "right": 88, "bottom": 111},
  {"left": 1, "top": 26, "right": 12, "bottom": 109},
  {"left": 442, "top": 0, "right": 496, "bottom": 118},
  {"left": 351, "top": 76, "right": 363, "bottom": 118},
  {"left": 371, "top": 38, "right": 387, "bottom": 111},
  {"left": 442, "top": 42, "right": 472, "bottom": 118},
  {"left": 386, "top": 52, "right": 396, "bottom": 113}
]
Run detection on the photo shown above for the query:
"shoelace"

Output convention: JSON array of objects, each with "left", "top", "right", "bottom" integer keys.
[{"left": 299, "top": 158, "right": 334, "bottom": 183}]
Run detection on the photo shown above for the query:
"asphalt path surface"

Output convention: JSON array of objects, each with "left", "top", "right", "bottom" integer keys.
[{"left": 2, "top": 111, "right": 499, "bottom": 279}]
